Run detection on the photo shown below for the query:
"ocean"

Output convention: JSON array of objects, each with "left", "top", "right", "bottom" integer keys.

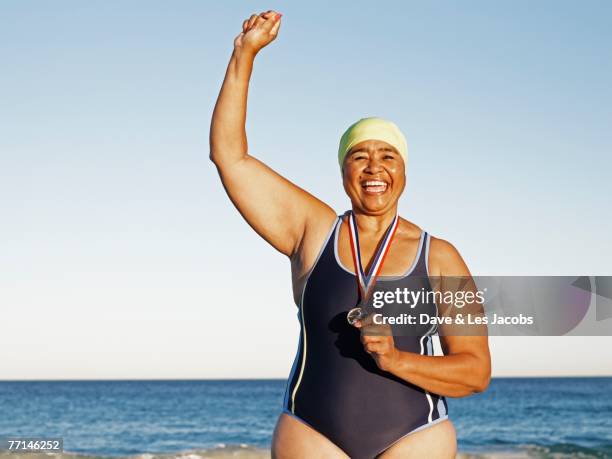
[{"left": 1, "top": 378, "right": 611, "bottom": 458}]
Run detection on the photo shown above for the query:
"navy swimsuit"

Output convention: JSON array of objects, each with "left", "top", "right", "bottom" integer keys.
[{"left": 283, "top": 214, "right": 449, "bottom": 458}]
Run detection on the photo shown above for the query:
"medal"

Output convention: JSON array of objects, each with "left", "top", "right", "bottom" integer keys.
[{"left": 346, "top": 210, "right": 399, "bottom": 325}]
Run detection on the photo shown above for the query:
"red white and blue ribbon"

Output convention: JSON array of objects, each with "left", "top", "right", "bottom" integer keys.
[{"left": 347, "top": 210, "right": 399, "bottom": 305}]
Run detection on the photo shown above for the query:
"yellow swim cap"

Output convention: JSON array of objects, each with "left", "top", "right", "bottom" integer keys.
[{"left": 338, "top": 117, "right": 408, "bottom": 168}]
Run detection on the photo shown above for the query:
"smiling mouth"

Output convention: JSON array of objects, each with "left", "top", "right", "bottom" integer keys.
[{"left": 361, "top": 180, "right": 389, "bottom": 195}]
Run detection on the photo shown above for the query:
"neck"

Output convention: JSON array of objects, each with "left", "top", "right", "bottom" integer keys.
[{"left": 351, "top": 206, "right": 398, "bottom": 235}]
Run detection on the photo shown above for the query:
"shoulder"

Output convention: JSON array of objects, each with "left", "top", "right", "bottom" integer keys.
[
  {"left": 292, "top": 206, "right": 339, "bottom": 269},
  {"left": 427, "top": 235, "right": 471, "bottom": 276},
  {"left": 396, "top": 217, "right": 423, "bottom": 241}
]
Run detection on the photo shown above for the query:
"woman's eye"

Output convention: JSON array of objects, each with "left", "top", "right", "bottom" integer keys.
[{"left": 384, "top": 155, "right": 395, "bottom": 160}]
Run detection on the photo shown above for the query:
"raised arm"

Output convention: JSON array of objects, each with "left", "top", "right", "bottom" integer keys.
[{"left": 209, "top": 10, "right": 335, "bottom": 258}]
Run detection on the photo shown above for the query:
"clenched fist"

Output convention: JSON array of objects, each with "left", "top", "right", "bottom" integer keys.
[
  {"left": 354, "top": 316, "right": 400, "bottom": 373},
  {"left": 234, "top": 10, "right": 282, "bottom": 56}
]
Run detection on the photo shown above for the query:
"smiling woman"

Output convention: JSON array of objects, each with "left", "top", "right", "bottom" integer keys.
[
  {"left": 340, "top": 118, "right": 407, "bottom": 216},
  {"left": 209, "top": 9, "right": 491, "bottom": 459},
  {"left": 345, "top": 139, "right": 404, "bottom": 205}
]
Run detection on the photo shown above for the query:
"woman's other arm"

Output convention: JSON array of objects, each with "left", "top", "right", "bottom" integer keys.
[{"left": 359, "top": 238, "right": 491, "bottom": 397}]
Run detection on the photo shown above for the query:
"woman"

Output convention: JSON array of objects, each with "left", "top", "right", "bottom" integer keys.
[{"left": 209, "top": 10, "right": 491, "bottom": 459}]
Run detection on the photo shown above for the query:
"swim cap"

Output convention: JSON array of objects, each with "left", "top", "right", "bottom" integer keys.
[{"left": 338, "top": 117, "right": 408, "bottom": 168}]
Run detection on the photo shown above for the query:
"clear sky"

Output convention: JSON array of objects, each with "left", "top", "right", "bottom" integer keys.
[{"left": 1, "top": 1, "right": 611, "bottom": 379}]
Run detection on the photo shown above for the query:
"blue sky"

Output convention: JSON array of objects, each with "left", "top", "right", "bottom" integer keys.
[{"left": 1, "top": 1, "right": 611, "bottom": 379}]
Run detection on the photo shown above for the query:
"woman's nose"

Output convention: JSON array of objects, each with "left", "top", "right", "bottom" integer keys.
[{"left": 364, "top": 159, "right": 383, "bottom": 173}]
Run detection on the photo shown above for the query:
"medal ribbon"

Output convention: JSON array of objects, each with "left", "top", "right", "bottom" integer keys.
[{"left": 347, "top": 210, "right": 399, "bottom": 305}]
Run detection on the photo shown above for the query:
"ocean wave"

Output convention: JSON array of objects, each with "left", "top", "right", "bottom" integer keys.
[
  {"left": 523, "top": 442, "right": 612, "bottom": 458},
  {"left": 457, "top": 442, "right": 612, "bottom": 459}
]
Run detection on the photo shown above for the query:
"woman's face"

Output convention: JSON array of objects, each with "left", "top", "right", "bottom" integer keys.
[{"left": 342, "top": 139, "right": 406, "bottom": 215}]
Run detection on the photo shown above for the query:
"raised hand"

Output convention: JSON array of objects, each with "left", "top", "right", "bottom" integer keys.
[{"left": 234, "top": 10, "right": 282, "bottom": 56}]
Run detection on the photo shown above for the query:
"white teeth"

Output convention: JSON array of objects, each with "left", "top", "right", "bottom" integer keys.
[{"left": 362, "top": 180, "right": 388, "bottom": 194}]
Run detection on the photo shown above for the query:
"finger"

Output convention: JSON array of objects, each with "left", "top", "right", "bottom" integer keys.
[
  {"left": 360, "top": 324, "right": 381, "bottom": 337},
  {"left": 269, "top": 15, "right": 281, "bottom": 36},
  {"left": 261, "top": 11, "right": 282, "bottom": 33},
  {"left": 362, "top": 322, "right": 392, "bottom": 337},
  {"left": 361, "top": 335, "right": 382, "bottom": 346},
  {"left": 253, "top": 15, "right": 267, "bottom": 29},
  {"left": 374, "top": 323, "right": 393, "bottom": 336},
  {"left": 361, "top": 313, "right": 376, "bottom": 328},
  {"left": 361, "top": 334, "right": 382, "bottom": 342},
  {"left": 260, "top": 10, "right": 279, "bottom": 20},
  {"left": 242, "top": 19, "right": 248, "bottom": 33},
  {"left": 247, "top": 14, "right": 258, "bottom": 29},
  {"left": 365, "top": 341, "right": 384, "bottom": 354}
]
